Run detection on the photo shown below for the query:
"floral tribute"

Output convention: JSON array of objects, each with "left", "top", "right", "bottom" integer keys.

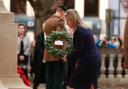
[
  {"left": 17, "top": 67, "right": 30, "bottom": 87},
  {"left": 45, "top": 31, "right": 73, "bottom": 57}
]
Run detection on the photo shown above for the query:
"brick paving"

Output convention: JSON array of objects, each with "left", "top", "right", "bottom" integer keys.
[
  {"left": 98, "top": 77, "right": 128, "bottom": 89},
  {"left": 29, "top": 75, "right": 128, "bottom": 89},
  {"left": 30, "top": 81, "right": 128, "bottom": 89},
  {"left": 30, "top": 83, "right": 128, "bottom": 89}
]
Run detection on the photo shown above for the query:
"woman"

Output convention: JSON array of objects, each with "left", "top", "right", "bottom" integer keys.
[
  {"left": 64, "top": 9, "right": 101, "bottom": 89},
  {"left": 18, "top": 24, "right": 31, "bottom": 78}
]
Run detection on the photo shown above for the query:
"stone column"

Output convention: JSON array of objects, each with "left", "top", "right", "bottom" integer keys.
[
  {"left": 117, "top": 54, "right": 123, "bottom": 78},
  {"left": 108, "top": 54, "right": 115, "bottom": 78},
  {"left": 100, "top": 54, "right": 106, "bottom": 78},
  {"left": 75, "top": 0, "right": 84, "bottom": 18},
  {"left": 0, "top": 0, "right": 31, "bottom": 89}
]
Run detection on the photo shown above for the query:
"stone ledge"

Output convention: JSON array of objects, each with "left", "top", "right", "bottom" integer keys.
[
  {"left": 0, "top": 74, "right": 20, "bottom": 78},
  {"left": 0, "top": 0, "right": 8, "bottom": 13},
  {"left": 0, "top": 78, "right": 31, "bottom": 89},
  {"left": 0, "top": 13, "right": 14, "bottom": 23},
  {"left": 0, "top": 80, "right": 8, "bottom": 89},
  {"left": 0, "top": 0, "right": 15, "bottom": 23}
]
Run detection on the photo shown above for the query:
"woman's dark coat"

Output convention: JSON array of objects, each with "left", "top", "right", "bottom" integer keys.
[{"left": 67, "top": 26, "right": 101, "bottom": 89}]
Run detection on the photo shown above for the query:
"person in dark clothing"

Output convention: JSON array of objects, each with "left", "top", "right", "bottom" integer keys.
[
  {"left": 18, "top": 24, "right": 31, "bottom": 78},
  {"left": 64, "top": 9, "right": 101, "bottom": 89},
  {"left": 32, "top": 32, "right": 45, "bottom": 89}
]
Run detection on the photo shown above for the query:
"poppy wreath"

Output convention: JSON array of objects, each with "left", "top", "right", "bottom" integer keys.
[
  {"left": 17, "top": 67, "right": 30, "bottom": 86},
  {"left": 45, "top": 31, "right": 73, "bottom": 57}
]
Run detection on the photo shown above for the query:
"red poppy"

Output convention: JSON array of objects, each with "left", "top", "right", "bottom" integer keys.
[{"left": 17, "top": 66, "right": 30, "bottom": 87}]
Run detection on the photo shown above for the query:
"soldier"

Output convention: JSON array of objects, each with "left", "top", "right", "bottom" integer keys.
[{"left": 43, "top": 5, "right": 66, "bottom": 89}]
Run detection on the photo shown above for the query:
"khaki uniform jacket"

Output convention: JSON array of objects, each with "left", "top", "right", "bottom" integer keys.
[
  {"left": 123, "top": 16, "right": 128, "bottom": 68},
  {"left": 43, "top": 15, "right": 65, "bottom": 61}
]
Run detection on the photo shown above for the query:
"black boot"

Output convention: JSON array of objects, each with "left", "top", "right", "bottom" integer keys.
[{"left": 33, "top": 83, "right": 39, "bottom": 89}]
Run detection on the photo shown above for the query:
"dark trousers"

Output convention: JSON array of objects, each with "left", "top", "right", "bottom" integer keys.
[
  {"left": 45, "top": 61, "right": 64, "bottom": 89},
  {"left": 33, "top": 62, "right": 45, "bottom": 89}
]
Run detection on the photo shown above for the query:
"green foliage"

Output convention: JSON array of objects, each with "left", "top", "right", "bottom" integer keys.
[{"left": 45, "top": 31, "right": 73, "bottom": 57}]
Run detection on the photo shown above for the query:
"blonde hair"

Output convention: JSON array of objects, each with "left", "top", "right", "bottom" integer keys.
[{"left": 65, "top": 9, "right": 86, "bottom": 29}]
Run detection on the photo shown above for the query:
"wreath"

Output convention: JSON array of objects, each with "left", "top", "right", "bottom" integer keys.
[
  {"left": 17, "top": 67, "right": 30, "bottom": 86},
  {"left": 45, "top": 31, "right": 73, "bottom": 57}
]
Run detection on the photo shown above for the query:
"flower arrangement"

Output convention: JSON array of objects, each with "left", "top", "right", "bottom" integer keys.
[{"left": 45, "top": 31, "right": 73, "bottom": 57}]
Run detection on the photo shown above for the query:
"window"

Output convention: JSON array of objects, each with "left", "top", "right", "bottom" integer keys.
[
  {"left": 84, "top": 0, "right": 99, "bottom": 17},
  {"left": 63, "top": 0, "right": 74, "bottom": 9}
]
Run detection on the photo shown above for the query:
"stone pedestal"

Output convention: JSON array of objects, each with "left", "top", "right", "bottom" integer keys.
[{"left": 0, "top": 0, "right": 31, "bottom": 89}]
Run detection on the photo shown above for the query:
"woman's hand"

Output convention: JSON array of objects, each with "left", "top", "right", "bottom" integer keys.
[
  {"left": 19, "top": 55, "right": 24, "bottom": 61},
  {"left": 62, "top": 55, "right": 67, "bottom": 62}
]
